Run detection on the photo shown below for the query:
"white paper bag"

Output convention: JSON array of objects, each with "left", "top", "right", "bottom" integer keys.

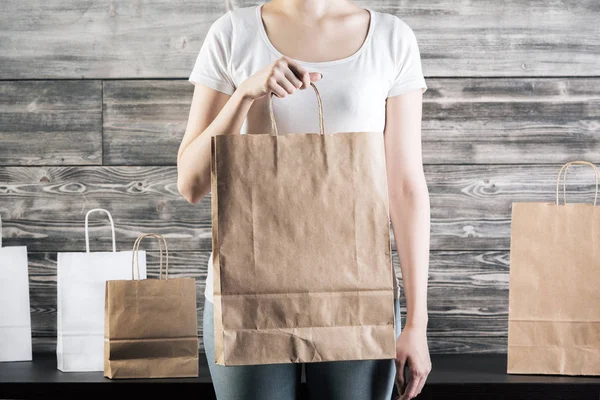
[
  {"left": 57, "top": 208, "right": 147, "bottom": 372},
  {"left": 0, "top": 214, "right": 32, "bottom": 362}
]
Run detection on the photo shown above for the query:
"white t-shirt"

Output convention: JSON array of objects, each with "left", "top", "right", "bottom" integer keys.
[{"left": 189, "top": 4, "right": 427, "bottom": 303}]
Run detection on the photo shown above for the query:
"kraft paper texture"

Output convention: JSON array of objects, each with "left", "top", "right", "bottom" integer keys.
[
  {"left": 104, "top": 234, "right": 199, "bottom": 379},
  {"left": 211, "top": 82, "right": 397, "bottom": 366},
  {"left": 508, "top": 161, "right": 600, "bottom": 376}
]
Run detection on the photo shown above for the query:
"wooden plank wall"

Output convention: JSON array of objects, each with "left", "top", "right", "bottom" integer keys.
[{"left": 1, "top": 0, "right": 599, "bottom": 355}]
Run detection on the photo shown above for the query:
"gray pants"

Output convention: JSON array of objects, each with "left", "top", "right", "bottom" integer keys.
[{"left": 203, "top": 297, "right": 402, "bottom": 400}]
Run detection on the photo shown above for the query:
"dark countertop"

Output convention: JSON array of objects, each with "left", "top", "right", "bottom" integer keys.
[{"left": 1, "top": 353, "right": 599, "bottom": 399}]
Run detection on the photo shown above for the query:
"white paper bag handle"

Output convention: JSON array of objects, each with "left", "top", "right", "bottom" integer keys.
[
  {"left": 84, "top": 208, "right": 117, "bottom": 253},
  {"left": 555, "top": 161, "right": 599, "bottom": 206}
]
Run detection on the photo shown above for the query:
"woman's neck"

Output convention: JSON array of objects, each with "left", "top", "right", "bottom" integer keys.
[{"left": 267, "top": 0, "right": 356, "bottom": 20}]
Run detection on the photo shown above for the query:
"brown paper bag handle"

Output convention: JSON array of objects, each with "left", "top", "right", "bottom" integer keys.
[
  {"left": 555, "top": 161, "right": 599, "bottom": 206},
  {"left": 268, "top": 81, "right": 325, "bottom": 136},
  {"left": 131, "top": 233, "right": 169, "bottom": 280}
]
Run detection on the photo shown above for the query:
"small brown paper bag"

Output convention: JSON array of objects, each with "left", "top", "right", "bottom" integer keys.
[
  {"left": 104, "top": 233, "right": 199, "bottom": 379},
  {"left": 508, "top": 160, "right": 600, "bottom": 375},
  {"left": 211, "top": 82, "right": 397, "bottom": 366}
]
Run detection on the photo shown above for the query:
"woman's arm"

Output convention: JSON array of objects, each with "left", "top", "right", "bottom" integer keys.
[
  {"left": 177, "top": 56, "right": 321, "bottom": 204},
  {"left": 384, "top": 89, "right": 431, "bottom": 400},
  {"left": 177, "top": 85, "right": 252, "bottom": 204},
  {"left": 385, "top": 89, "right": 430, "bottom": 330}
]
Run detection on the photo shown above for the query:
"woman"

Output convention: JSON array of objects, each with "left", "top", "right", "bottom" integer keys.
[{"left": 177, "top": 1, "right": 431, "bottom": 399}]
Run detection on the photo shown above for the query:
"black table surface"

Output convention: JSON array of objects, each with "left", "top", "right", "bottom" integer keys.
[
  {"left": 1, "top": 353, "right": 599, "bottom": 399},
  {"left": 2, "top": 353, "right": 600, "bottom": 384}
]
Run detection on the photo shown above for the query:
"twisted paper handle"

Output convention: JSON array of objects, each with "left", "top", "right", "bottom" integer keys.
[
  {"left": 555, "top": 161, "right": 599, "bottom": 206},
  {"left": 131, "top": 233, "right": 169, "bottom": 281},
  {"left": 268, "top": 81, "right": 325, "bottom": 136}
]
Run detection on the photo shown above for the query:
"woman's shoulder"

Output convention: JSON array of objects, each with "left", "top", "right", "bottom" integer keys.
[
  {"left": 228, "top": 4, "right": 258, "bottom": 18},
  {"left": 206, "top": 6, "right": 258, "bottom": 37},
  {"left": 370, "top": 8, "right": 418, "bottom": 39},
  {"left": 225, "top": 5, "right": 260, "bottom": 27}
]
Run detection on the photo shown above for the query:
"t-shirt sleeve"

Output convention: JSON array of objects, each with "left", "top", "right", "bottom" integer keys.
[
  {"left": 188, "top": 11, "right": 236, "bottom": 95},
  {"left": 387, "top": 20, "right": 427, "bottom": 98}
]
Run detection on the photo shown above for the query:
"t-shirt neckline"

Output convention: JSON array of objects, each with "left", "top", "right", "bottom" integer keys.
[{"left": 256, "top": 4, "right": 375, "bottom": 67}]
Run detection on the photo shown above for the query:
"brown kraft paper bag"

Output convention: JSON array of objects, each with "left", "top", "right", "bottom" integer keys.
[
  {"left": 508, "top": 160, "right": 600, "bottom": 375},
  {"left": 104, "top": 233, "right": 199, "bottom": 378},
  {"left": 211, "top": 82, "right": 397, "bottom": 366}
]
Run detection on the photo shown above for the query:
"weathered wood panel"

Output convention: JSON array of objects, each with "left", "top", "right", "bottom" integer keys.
[
  {"left": 102, "top": 80, "right": 192, "bottom": 165},
  {"left": 27, "top": 250, "right": 510, "bottom": 354},
  {"left": 0, "top": 166, "right": 211, "bottom": 251},
  {"left": 423, "top": 79, "right": 600, "bottom": 164},
  {"left": 102, "top": 78, "right": 600, "bottom": 165},
  {"left": 369, "top": 0, "right": 600, "bottom": 76},
  {"left": 0, "top": 0, "right": 227, "bottom": 79},
  {"left": 1, "top": 1, "right": 599, "bottom": 79},
  {"left": 395, "top": 250, "right": 511, "bottom": 353},
  {"left": 1, "top": 164, "right": 598, "bottom": 253},
  {"left": 0, "top": 81, "right": 102, "bottom": 165},
  {"left": 3, "top": 79, "right": 597, "bottom": 166}
]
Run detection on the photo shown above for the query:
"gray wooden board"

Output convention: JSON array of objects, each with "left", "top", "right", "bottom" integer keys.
[
  {"left": 2, "top": 78, "right": 597, "bottom": 166},
  {"left": 0, "top": 81, "right": 102, "bottom": 165},
  {"left": 0, "top": 0, "right": 228, "bottom": 79},
  {"left": 102, "top": 80, "right": 192, "bottom": 166},
  {"left": 361, "top": 0, "right": 600, "bottom": 76},
  {"left": 1, "top": 164, "right": 598, "bottom": 252},
  {"left": 103, "top": 78, "right": 600, "bottom": 165},
  {"left": 25, "top": 250, "right": 510, "bottom": 354},
  {"left": 1, "top": 1, "right": 599, "bottom": 78},
  {"left": 422, "top": 78, "right": 600, "bottom": 164}
]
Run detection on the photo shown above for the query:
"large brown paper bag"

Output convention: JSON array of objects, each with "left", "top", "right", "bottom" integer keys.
[
  {"left": 104, "top": 233, "right": 199, "bottom": 379},
  {"left": 211, "top": 82, "right": 397, "bottom": 366},
  {"left": 508, "top": 160, "right": 600, "bottom": 375}
]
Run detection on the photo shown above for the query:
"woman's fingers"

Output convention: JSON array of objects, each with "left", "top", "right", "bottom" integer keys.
[
  {"left": 399, "top": 372, "right": 420, "bottom": 400},
  {"left": 283, "top": 66, "right": 304, "bottom": 89},
  {"left": 399, "top": 355, "right": 430, "bottom": 399},
  {"left": 270, "top": 58, "right": 297, "bottom": 95},
  {"left": 308, "top": 71, "right": 323, "bottom": 83},
  {"left": 395, "top": 357, "right": 406, "bottom": 395},
  {"left": 284, "top": 57, "right": 311, "bottom": 89},
  {"left": 414, "top": 361, "right": 430, "bottom": 397},
  {"left": 268, "top": 56, "right": 323, "bottom": 98},
  {"left": 276, "top": 72, "right": 297, "bottom": 94},
  {"left": 414, "top": 375, "right": 426, "bottom": 397},
  {"left": 267, "top": 76, "right": 288, "bottom": 98}
]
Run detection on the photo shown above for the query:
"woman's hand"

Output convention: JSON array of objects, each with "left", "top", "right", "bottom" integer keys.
[
  {"left": 394, "top": 325, "right": 432, "bottom": 400},
  {"left": 237, "top": 56, "right": 322, "bottom": 101}
]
